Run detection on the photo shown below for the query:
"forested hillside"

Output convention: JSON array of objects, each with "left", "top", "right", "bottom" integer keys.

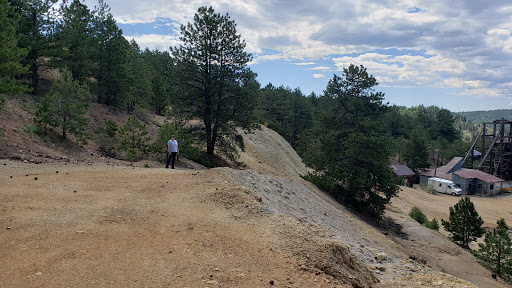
[
  {"left": 457, "top": 109, "right": 512, "bottom": 125},
  {"left": 1, "top": 0, "right": 474, "bottom": 217}
]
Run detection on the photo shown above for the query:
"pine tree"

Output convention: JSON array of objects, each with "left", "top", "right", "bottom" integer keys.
[
  {"left": 92, "top": 0, "right": 130, "bottom": 106},
  {"left": 126, "top": 40, "right": 155, "bottom": 109},
  {"left": 304, "top": 64, "right": 399, "bottom": 217},
  {"left": 0, "top": 0, "right": 30, "bottom": 94},
  {"left": 11, "top": 0, "right": 57, "bottom": 95},
  {"left": 402, "top": 125, "right": 430, "bottom": 171},
  {"left": 151, "top": 74, "right": 167, "bottom": 115},
  {"left": 475, "top": 218, "right": 512, "bottom": 279},
  {"left": 35, "top": 69, "right": 90, "bottom": 141},
  {"left": 119, "top": 115, "right": 150, "bottom": 156},
  {"left": 171, "top": 6, "right": 256, "bottom": 156},
  {"left": 442, "top": 196, "right": 485, "bottom": 248},
  {"left": 34, "top": 89, "right": 58, "bottom": 134},
  {"left": 53, "top": 0, "right": 95, "bottom": 85}
]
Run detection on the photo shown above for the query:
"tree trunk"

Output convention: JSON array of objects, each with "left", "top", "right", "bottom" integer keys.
[
  {"left": 31, "top": 63, "right": 38, "bottom": 96},
  {"left": 209, "top": 124, "right": 219, "bottom": 155}
]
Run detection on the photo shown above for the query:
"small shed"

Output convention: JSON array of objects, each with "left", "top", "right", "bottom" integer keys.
[
  {"left": 390, "top": 165, "right": 415, "bottom": 187},
  {"left": 452, "top": 169, "right": 504, "bottom": 195}
]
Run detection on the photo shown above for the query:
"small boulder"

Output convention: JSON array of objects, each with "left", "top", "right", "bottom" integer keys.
[{"left": 375, "top": 252, "right": 388, "bottom": 262}]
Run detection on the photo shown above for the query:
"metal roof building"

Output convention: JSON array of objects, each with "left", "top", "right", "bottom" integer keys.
[
  {"left": 419, "top": 157, "right": 463, "bottom": 183},
  {"left": 452, "top": 169, "right": 504, "bottom": 195},
  {"left": 390, "top": 164, "right": 415, "bottom": 186},
  {"left": 390, "top": 165, "right": 414, "bottom": 176}
]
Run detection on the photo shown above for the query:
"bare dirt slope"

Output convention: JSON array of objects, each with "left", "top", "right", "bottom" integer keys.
[
  {"left": 236, "top": 126, "right": 508, "bottom": 288},
  {"left": 237, "top": 125, "right": 312, "bottom": 178}
]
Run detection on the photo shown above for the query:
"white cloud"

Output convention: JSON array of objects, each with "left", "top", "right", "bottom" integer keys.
[
  {"left": 308, "top": 66, "right": 331, "bottom": 71},
  {"left": 124, "top": 34, "right": 181, "bottom": 52},
  {"left": 293, "top": 62, "right": 316, "bottom": 66},
  {"left": 313, "top": 74, "right": 325, "bottom": 79}
]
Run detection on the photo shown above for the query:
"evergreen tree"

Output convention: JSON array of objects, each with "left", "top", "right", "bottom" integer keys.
[
  {"left": 53, "top": 0, "right": 95, "bottom": 85},
  {"left": 126, "top": 40, "right": 155, "bottom": 109},
  {"left": 34, "top": 88, "right": 58, "bottom": 134},
  {"left": 11, "top": 0, "right": 57, "bottom": 95},
  {"left": 171, "top": 6, "right": 256, "bottom": 155},
  {"left": 36, "top": 69, "right": 90, "bottom": 141},
  {"left": 432, "top": 108, "right": 459, "bottom": 143},
  {"left": 402, "top": 125, "right": 430, "bottom": 171},
  {"left": 92, "top": 0, "right": 130, "bottom": 106},
  {"left": 442, "top": 196, "right": 485, "bottom": 248},
  {"left": 119, "top": 115, "right": 150, "bottom": 155},
  {"left": 0, "top": 0, "right": 30, "bottom": 94},
  {"left": 151, "top": 120, "right": 196, "bottom": 162},
  {"left": 141, "top": 49, "right": 175, "bottom": 113},
  {"left": 474, "top": 218, "right": 512, "bottom": 279},
  {"left": 151, "top": 74, "right": 167, "bottom": 115},
  {"left": 304, "top": 64, "right": 399, "bottom": 217}
]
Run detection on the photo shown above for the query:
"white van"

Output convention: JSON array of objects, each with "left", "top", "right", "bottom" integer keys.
[{"left": 428, "top": 177, "right": 462, "bottom": 196}]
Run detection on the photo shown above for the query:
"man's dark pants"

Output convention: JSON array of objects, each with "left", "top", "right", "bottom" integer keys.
[{"left": 166, "top": 152, "right": 177, "bottom": 169}]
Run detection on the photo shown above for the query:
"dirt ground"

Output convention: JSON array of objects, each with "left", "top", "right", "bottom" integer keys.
[
  {"left": 393, "top": 186, "right": 512, "bottom": 228},
  {"left": 1, "top": 161, "right": 351, "bottom": 288},
  {"left": 1, "top": 160, "right": 491, "bottom": 288},
  {"left": 386, "top": 186, "right": 512, "bottom": 288}
]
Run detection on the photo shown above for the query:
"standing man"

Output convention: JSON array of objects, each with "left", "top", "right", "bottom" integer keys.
[{"left": 166, "top": 135, "right": 179, "bottom": 169}]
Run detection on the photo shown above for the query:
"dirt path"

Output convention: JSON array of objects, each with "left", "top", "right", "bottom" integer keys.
[
  {"left": 0, "top": 161, "right": 345, "bottom": 288},
  {"left": 394, "top": 186, "right": 512, "bottom": 228}
]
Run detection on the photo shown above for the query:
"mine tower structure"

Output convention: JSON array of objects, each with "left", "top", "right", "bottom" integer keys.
[{"left": 463, "top": 119, "right": 512, "bottom": 180}]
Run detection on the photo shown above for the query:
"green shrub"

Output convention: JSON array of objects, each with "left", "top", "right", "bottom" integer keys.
[
  {"left": 25, "top": 124, "right": 43, "bottom": 136},
  {"left": 125, "top": 148, "right": 139, "bottom": 162},
  {"left": 409, "top": 206, "right": 428, "bottom": 224},
  {"left": 96, "top": 119, "right": 119, "bottom": 157},
  {"left": 426, "top": 218, "right": 440, "bottom": 231}
]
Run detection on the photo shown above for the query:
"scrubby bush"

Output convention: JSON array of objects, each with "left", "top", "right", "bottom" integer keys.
[
  {"left": 125, "top": 148, "right": 138, "bottom": 163},
  {"left": 426, "top": 218, "right": 440, "bottom": 231},
  {"left": 97, "top": 119, "right": 118, "bottom": 157},
  {"left": 409, "top": 207, "right": 428, "bottom": 225}
]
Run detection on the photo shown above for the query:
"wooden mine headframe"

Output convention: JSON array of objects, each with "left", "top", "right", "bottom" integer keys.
[{"left": 462, "top": 119, "right": 512, "bottom": 180}]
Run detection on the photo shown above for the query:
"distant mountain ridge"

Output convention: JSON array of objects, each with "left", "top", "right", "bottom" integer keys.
[{"left": 457, "top": 109, "right": 512, "bottom": 125}]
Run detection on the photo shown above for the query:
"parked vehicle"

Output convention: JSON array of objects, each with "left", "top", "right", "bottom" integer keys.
[{"left": 428, "top": 177, "right": 462, "bottom": 196}]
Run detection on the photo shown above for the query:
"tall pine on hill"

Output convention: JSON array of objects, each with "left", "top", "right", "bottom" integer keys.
[
  {"left": 171, "top": 6, "right": 257, "bottom": 156},
  {"left": 474, "top": 218, "right": 512, "bottom": 279},
  {"left": 305, "top": 64, "right": 399, "bottom": 217}
]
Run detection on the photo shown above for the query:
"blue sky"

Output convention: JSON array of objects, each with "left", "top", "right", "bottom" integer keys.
[{"left": 83, "top": 0, "right": 512, "bottom": 112}]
